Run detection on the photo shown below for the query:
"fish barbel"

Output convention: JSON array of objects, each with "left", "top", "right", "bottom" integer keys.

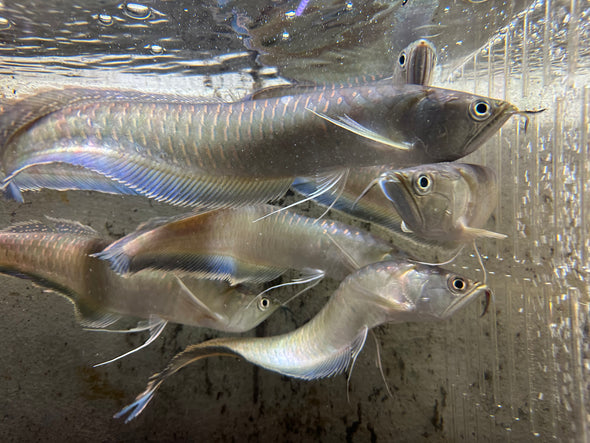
[
  {"left": 0, "top": 82, "right": 516, "bottom": 207},
  {"left": 0, "top": 218, "right": 291, "bottom": 333},
  {"left": 115, "top": 259, "right": 489, "bottom": 421},
  {"left": 95, "top": 204, "right": 394, "bottom": 284}
]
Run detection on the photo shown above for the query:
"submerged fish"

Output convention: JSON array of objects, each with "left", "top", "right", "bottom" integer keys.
[
  {"left": 95, "top": 204, "right": 394, "bottom": 285},
  {"left": 115, "top": 259, "right": 489, "bottom": 421},
  {"left": 0, "top": 83, "right": 516, "bottom": 207},
  {"left": 0, "top": 218, "right": 291, "bottom": 333},
  {"left": 376, "top": 163, "right": 507, "bottom": 242},
  {"left": 295, "top": 162, "right": 504, "bottom": 262},
  {"left": 393, "top": 38, "right": 437, "bottom": 86}
]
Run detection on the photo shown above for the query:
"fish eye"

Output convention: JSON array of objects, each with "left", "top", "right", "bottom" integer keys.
[
  {"left": 398, "top": 51, "right": 407, "bottom": 69},
  {"left": 448, "top": 276, "right": 468, "bottom": 293},
  {"left": 258, "top": 297, "right": 271, "bottom": 311},
  {"left": 469, "top": 100, "right": 493, "bottom": 121},
  {"left": 413, "top": 173, "right": 432, "bottom": 194}
]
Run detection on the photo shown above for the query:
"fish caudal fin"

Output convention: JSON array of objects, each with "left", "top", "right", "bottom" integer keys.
[{"left": 115, "top": 340, "right": 240, "bottom": 423}]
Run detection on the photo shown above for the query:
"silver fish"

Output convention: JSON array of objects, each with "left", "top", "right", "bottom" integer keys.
[
  {"left": 95, "top": 204, "right": 394, "bottom": 284},
  {"left": 0, "top": 83, "right": 516, "bottom": 207},
  {"left": 0, "top": 218, "right": 290, "bottom": 333},
  {"left": 115, "top": 259, "right": 489, "bottom": 422}
]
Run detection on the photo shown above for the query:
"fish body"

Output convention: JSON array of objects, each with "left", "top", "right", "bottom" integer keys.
[
  {"left": 96, "top": 204, "right": 394, "bottom": 284},
  {"left": 116, "top": 259, "right": 489, "bottom": 421},
  {"left": 0, "top": 83, "right": 515, "bottom": 206},
  {"left": 0, "top": 218, "right": 288, "bottom": 332}
]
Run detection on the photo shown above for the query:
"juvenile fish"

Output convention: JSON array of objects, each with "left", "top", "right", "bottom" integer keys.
[
  {"left": 0, "top": 218, "right": 291, "bottom": 333},
  {"left": 95, "top": 204, "right": 394, "bottom": 284},
  {"left": 0, "top": 83, "right": 516, "bottom": 207},
  {"left": 115, "top": 259, "right": 489, "bottom": 421}
]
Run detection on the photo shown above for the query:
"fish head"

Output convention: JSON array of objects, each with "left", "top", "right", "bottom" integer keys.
[
  {"left": 393, "top": 263, "right": 489, "bottom": 321},
  {"left": 393, "top": 39, "right": 437, "bottom": 86},
  {"left": 378, "top": 163, "right": 498, "bottom": 241},
  {"left": 411, "top": 265, "right": 490, "bottom": 321},
  {"left": 409, "top": 88, "right": 517, "bottom": 161},
  {"left": 354, "top": 261, "right": 488, "bottom": 323},
  {"left": 224, "top": 285, "right": 294, "bottom": 331}
]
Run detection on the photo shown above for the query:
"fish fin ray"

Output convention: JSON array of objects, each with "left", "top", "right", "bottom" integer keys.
[
  {"left": 306, "top": 108, "right": 411, "bottom": 151},
  {"left": 462, "top": 226, "right": 508, "bottom": 240},
  {"left": 94, "top": 317, "right": 167, "bottom": 367},
  {"left": 115, "top": 340, "right": 240, "bottom": 422},
  {"left": 174, "top": 276, "right": 226, "bottom": 322},
  {"left": 254, "top": 171, "right": 346, "bottom": 222},
  {"left": 4, "top": 146, "right": 292, "bottom": 208}
]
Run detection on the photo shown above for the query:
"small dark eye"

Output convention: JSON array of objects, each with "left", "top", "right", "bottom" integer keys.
[
  {"left": 469, "top": 100, "right": 492, "bottom": 121},
  {"left": 258, "top": 297, "right": 271, "bottom": 311},
  {"left": 449, "top": 276, "right": 467, "bottom": 292},
  {"left": 414, "top": 174, "right": 432, "bottom": 194},
  {"left": 398, "top": 51, "right": 407, "bottom": 68}
]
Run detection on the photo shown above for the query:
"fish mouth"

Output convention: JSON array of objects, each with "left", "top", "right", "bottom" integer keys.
[
  {"left": 389, "top": 171, "right": 424, "bottom": 228},
  {"left": 463, "top": 101, "right": 518, "bottom": 156},
  {"left": 442, "top": 281, "right": 490, "bottom": 318}
]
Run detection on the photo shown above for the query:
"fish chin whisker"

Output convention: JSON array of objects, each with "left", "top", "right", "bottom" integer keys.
[
  {"left": 511, "top": 108, "right": 546, "bottom": 134},
  {"left": 480, "top": 288, "right": 494, "bottom": 318}
]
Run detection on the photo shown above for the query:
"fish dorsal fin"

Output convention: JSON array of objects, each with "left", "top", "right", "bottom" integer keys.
[
  {"left": 134, "top": 208, "right": 214, "bottom": 232},
  {"left": 305, "top": 108, "right": 412, "bottom": 152},
  {"left": 249, "top": 82, "right": 316, "bottom": 100},
  {"left": 1, "top": 217, "right": 99, "bottom": 237}
]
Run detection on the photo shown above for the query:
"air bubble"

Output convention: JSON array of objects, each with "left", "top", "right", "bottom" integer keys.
[
  {"left": 123, "top": 2, "right": 151, "bottom": 20},
  {"left": 149, "top": 44, "right": 163, "bottom": 54},
  {"left": 98, "top": 13, "right": 113, "bottom": 26},
  {"left": 281, "top": 30, "right": 290, "bottom": 41},
  {"left": 285, "top": 10, "right": 296, "bottom": 19},
  {"left": 0, "top": 17, "right": 11, "bottom": 30}
]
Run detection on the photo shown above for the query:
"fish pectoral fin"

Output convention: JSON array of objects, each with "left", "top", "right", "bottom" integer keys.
[
  {"left": 324, "top": 232, "right": 361, "bottom": 271},
  {"left": 175, "top": 276, "right": 226, "bottom": 322},
  {"left": 93, "top": 317, "right": 168, "bottom": 367},
  {"left": 346, "top": 327, "right": 369, "bottom": 400},
  {"left": 254, "top": 170, "right": 347, "bottom": 222},
  {"left": 462, "top": 225, "right": 508, "bottom": 240},
  {"left": 305, "top": 108, "right": 412, "bottom": 152},
  {"left": 400, "top": 221, "right": 414, "bottom": 233},
  {"left": 252, "top": 269, "right": 325, "bottom": 306}
]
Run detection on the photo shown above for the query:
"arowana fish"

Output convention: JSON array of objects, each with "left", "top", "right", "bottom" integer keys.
[
  {"left": 95, "top": 204, "right": 394, "bottom": 285},
  {"left": 115, "top": 259, "right": 490, "bottom": 422},
  {"left": 0, "top": 218, "right": 291, "bottom": 334},
  {"left": 0, "top": 82, "right": 517, "bottom": 207}
]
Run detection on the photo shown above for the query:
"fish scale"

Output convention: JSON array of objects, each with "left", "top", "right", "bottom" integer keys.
[{"left": 0, "top": 82, "right": 516, "bottom": 207}]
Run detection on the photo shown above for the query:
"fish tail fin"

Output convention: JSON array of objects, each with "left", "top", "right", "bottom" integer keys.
[
  {"left": 115, "top": 340, "right": 239, "bottom": 422},
  {"left": 2, "top": 181, "right": 24, "bottom": 202}
]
